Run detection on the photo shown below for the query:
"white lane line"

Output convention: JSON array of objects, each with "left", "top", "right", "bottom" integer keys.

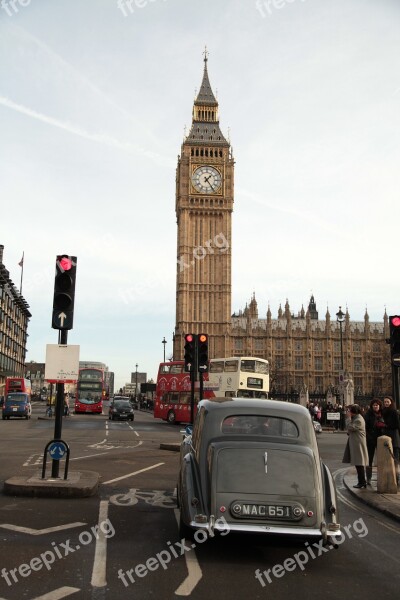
[
  {"left": 71, "top": 452, "right": 112, "bottom": 461},
  {"left": 133, "top": 430, "right": 139, "bottom": 436},
  {"left": 27, "top": 587, "right": 80, "bottom": 599},
  {"left": 90, "top": 500, "right": 109, "bottom": 588},
  {"left": 105, "top": 421, "right": 109, "bottom": 436},
  {"left": 173, "top": 509, "right": 202, "bottom": 596},
  {"left": 102, "top": 462, "right": 165, "bottom": 485},
  {"left": 0, "top": 522, "right": 86, "bottom": 535}
]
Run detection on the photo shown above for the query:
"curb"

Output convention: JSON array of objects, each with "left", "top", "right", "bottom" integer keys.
[
  {"left": 159, "top": 443, "right": 180, "bottom": 452},
  {"left": 343, "top": 469, "right": 400, "bottom": 523},
  {"left": 4, "top": 470, "right": 100, "bottom": 499}
]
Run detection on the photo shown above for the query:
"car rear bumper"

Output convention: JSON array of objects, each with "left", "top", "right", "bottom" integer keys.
[{"left": 189, "top": 520, "right": 342, "bottom": 540}]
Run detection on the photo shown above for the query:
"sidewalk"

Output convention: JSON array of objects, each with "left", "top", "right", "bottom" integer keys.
[{"left": 343, "top": 468, "right": 400, "bottom": 523}]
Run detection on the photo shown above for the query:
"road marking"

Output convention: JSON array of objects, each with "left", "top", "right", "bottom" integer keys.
[
  {"left": 0, "top": 522, "right": 86, "bottom": 535},
  {"left": 5, "top": 587, "right": 81, "bottom": 600},
  {"left": 91, "top": 500, "right": 109, "bottom": 588},
  {"left": 103, "top": 462, "right": 164, "bottom": 485},
  {"left": 173, "top": 509, "right": 202, "bottom": 596},
  {"left": 88, "top": 440, "right": 142, "bottom": 450},
  {"left": 133, "top": 430, "right": 139, "bottom": 436},
  {"left": 71, "top": 452, "right": 112, "bottom": 461},
  {"left": 23, "top": 454, "right": 42, "bottom": 467}
]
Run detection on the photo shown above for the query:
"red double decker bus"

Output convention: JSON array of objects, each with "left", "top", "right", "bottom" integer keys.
[
  {"left": 154, "top": 357, "right": 270, "bottom": 424},
  {"left": 75, "top": 368, "right": 104, "bottom": 414},
  {"left": 153, "top": 362, "right": 198, "bottom": 424}
]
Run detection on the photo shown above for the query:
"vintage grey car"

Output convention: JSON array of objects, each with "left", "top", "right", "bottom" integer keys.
[{"left": 177, "top": 398, "right": 341, "bottom": 545}]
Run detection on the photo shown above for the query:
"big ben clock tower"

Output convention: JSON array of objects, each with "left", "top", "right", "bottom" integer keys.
[{"left": 173, "top": 51, "right": 234, "bottom": 360}]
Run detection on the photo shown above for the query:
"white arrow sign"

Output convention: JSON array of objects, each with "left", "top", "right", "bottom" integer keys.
[{"left": 57, "top": 312, "right": 67, "bottom": 326}]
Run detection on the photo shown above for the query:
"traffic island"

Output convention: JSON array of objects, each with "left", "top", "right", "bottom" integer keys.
[
  {"left": 159, "top": 442, "right": 180, "bottom": 452},
  {"left": 3, "top": 470, "right": 99, "bottom": 498}
]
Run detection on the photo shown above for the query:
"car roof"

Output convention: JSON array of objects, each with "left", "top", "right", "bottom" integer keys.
[{"left": 199, "top": 398, "right": 309, "bottom": 416}]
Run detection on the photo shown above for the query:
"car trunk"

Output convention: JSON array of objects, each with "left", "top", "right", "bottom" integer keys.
[{"left": 210, "top": 442, "right": 319, "bottom": 528}]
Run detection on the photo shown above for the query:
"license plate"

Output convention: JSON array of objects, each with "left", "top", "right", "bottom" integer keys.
[
  {"left": 12, "top": 407, "right": 18, "bottom": 412},
  {"left": 231, "top": 502, "right": 299, "bottom": 520}
]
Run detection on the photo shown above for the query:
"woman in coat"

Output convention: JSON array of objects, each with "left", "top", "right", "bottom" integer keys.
[
  {"left": 342, "top": 404, "right": 369, "bottom": 488},
  {"left": 364, "top": 398, "right": 386, "bottom": 484}
]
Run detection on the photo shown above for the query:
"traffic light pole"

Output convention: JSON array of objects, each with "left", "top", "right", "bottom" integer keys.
[
  {"left": 51, "top": 329, "right": 67, "bottom": 478},
  {"left": 392, "top": 364, "right": 400, "bottom": 410},
  {"left": 190, "top": 364, "right": 196, "bottom": 425}
]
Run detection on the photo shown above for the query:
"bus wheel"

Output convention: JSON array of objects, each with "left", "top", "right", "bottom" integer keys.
[{"left": 167, "top": 410, "right": 176, "bottom": 424}]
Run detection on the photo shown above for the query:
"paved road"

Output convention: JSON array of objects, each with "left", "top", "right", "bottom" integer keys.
[{"left": 0, "top": 406, "right": 399, "bottom": 599}]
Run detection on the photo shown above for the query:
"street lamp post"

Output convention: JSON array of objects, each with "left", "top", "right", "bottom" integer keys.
[
  {"left": 135, "top": 363, "right": 138, "bottom": 403},
  {"left": 336, "top": 306, "right": 345, "bottom": 404},
  {"left": 162, "top": 337, "right": 167, "bottom": 362}
]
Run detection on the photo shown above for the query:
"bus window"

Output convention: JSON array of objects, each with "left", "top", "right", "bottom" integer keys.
[
  {"left": 241, "top": 360, "right": 256, "bottom": 372},
  {"left": 225, "top": 360, "right": 239, "bottom": 372},
  {"left": 160, "top": 365, "right": 170, "bottom": 373},
  {"left": 255, "top": 361, "right": 269, "bottom": 374},
  {"left": 224, "top": 391, "right": 236, "bottom": 398},
  {"left": 180, "top": 394, "right": 190, "bottom": 405},
  {"left": 210, "top": 361, "right": 224, "bottom": 373},
  {"left": 170, "top": 364, "right": 184, "bottom": 374},
  {"left": 170, "top": 392, "right": 180, "bottom": 403}
]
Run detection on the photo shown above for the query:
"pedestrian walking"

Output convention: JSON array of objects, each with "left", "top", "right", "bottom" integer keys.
[
  {"left": 342, "top": 404, "right": 369, "bottom": 488},
  {"left": 382, "top": 395, "right": 400, "bottom": 485},
  {"left": 364, "top": 398, "right": 386, "bottom": 484},
  {"left": 64, "top": 394, "right": 70, "bottom": 417}
]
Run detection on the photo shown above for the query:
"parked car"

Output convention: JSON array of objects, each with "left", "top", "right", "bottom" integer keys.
[
  {"left": 109, "top": 399, "right": 134, "bottom": 421},
  {"left": 177, "top": 398, "right": 340, "bottom": 545},
  {"left": 2, "top": 393, "right": 32, "bottom": 420},
  {"left": 313, "top": 420, "right": 323, "bottom": 434}
]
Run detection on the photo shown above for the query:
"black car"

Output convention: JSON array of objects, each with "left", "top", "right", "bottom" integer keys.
[{"left": 109, "top": 399, "right": 134, "bottom": 421}]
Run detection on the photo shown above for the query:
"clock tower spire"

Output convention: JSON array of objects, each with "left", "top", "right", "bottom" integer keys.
[{"left": 173, "top": 52, "right": 234, "bottom": 361}]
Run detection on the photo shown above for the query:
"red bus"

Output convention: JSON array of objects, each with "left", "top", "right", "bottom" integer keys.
[
  {"left": 153, "top": 362, "right": 199, "bottom": 424},
  {"left": 154, "top": 357, "right": 270, "bottom": 424},
  {"left": 5, "top": 377, "right": 32, "bottom": 396},
  {"left": 75, "top": 368, "right": 104, "bottom": 414}
]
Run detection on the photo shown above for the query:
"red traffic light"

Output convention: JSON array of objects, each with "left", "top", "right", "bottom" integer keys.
[
  {"left": 185, "top": 334, "right": 194, "bottom": 343},
  {"left": 59, "top": 256, "right": 73, "bottom": 271},
  {"left": 391, "top": 317, "right": 400, "bottom": 328}
]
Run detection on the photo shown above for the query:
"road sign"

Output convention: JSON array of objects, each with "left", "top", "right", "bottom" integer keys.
[
  {"left": 45, "top": 344, "right": 80, "bottom": 383},
  {"left": 48, "top": 441, "right": 67, "bottom": 460},
  {"left": 327, "top": 412, "right": 341, "bottom": 421}
]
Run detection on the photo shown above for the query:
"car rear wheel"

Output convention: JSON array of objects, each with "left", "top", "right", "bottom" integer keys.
[{"left": 167, "top": 410, "right": 176, "bottom": 424}]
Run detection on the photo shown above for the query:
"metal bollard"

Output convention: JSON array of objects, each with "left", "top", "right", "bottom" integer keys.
[{"left": 377, "top": 436, "right": 398, "bottom": 494}]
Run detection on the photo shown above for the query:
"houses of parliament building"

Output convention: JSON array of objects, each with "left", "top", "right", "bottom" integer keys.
[{"left": 173, "top": 53, "right": 391, "bottom": 400}]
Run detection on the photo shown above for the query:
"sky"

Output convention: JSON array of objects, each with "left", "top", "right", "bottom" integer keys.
[{"left": 1, "top": 0, "right": 399, "bottom": 391}]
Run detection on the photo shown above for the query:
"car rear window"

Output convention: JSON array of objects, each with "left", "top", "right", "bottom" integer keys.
[
  {"left": 221, "top": 415, "right": 298, "bottom": 438},
  {"left": 6, "top": 395, "right": 28, "bottom": 404}
]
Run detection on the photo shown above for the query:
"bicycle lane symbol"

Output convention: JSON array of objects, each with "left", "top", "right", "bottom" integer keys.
[{"left": 109, "top": 489, "right": 177, "bottom": 508}]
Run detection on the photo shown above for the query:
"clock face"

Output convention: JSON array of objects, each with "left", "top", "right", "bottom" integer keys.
[{"left": 191, "top": 166, "right": 222, "bottom": 194}]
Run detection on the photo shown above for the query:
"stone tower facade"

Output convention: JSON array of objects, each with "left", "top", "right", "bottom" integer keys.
[{"left": 173, "top": 55, "right": 234, "bottom": 360}]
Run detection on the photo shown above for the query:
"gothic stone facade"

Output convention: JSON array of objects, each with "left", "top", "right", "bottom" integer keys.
[{"left": 231, "top": 295, "right": 391, "bottom": 397}]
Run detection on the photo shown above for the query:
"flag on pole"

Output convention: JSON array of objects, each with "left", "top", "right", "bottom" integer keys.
[{"left": 18, "top": 253, "right": 24, "bottom": 267}]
